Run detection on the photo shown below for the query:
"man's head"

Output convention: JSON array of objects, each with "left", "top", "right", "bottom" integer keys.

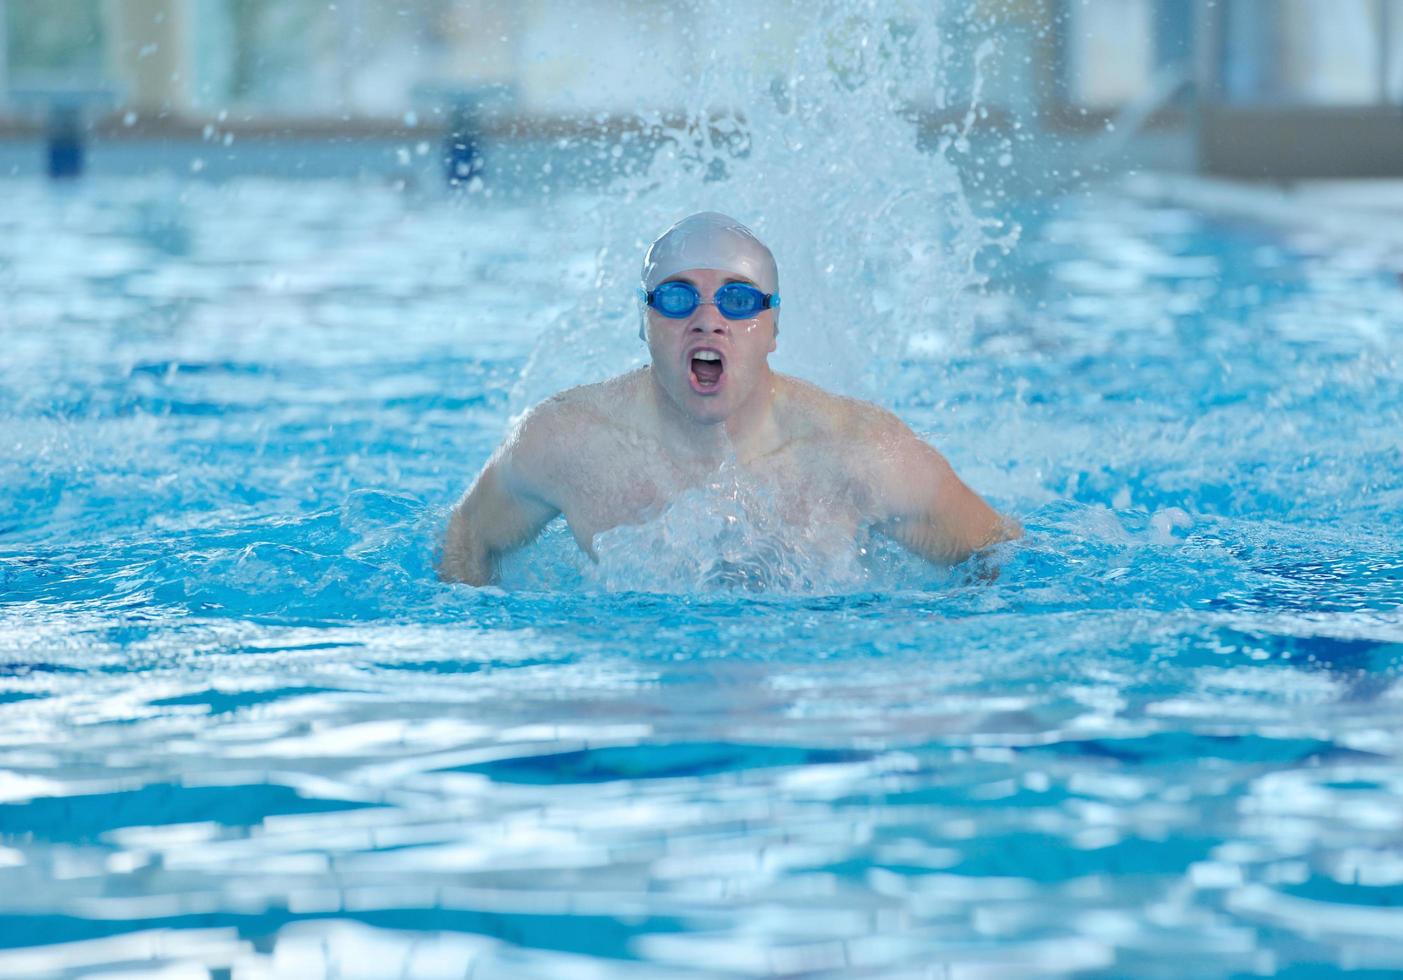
[{"left": 639, "top": 212, "right": 780, "bottom": 426}]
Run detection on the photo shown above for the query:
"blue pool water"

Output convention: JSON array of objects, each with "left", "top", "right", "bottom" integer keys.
[{"left": 0, "top": 170, "right": 1400, "bottom": 977}]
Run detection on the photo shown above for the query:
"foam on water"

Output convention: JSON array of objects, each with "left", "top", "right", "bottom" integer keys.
[{"left": 589, "top": 457, "right": 872, "bottom": 594}]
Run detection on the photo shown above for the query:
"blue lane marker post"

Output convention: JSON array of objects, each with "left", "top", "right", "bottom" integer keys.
[
  {"left": 443, "top": 102, "right": 483, "bottom": 188},
  {"left": 47, "top": 105, "right": 85, "bottom": 179}
]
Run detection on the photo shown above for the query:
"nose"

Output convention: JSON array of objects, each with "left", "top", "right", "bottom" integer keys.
[{"left": 690, "top": 302, "right": 729, "bottom": 334}]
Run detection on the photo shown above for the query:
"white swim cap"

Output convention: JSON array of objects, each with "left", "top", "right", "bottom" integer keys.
[
  {"left": 639, "top": 211, "right": 779, "bottom": 340},
  {"left": 642, "top": 211, "right": 778, "bottom": 293}
]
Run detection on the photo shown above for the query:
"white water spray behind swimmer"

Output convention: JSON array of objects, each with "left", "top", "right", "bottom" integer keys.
[{"left": 509, "top": 0, "right": 1018, "bottom": 414}]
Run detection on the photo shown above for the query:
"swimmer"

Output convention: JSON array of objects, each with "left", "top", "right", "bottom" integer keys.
[{"left": 438, "top": 211, "right": 1020, "bottom": 586}]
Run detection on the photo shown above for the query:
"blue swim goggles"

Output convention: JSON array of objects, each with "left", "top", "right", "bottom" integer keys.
[{"left": 640, "top": 280, "right": 780, "bottom": 320}]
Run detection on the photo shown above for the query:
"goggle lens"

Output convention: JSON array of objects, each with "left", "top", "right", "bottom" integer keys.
[
  {"left": 716, "top": 282, "right": 764, "bottom": 318},
  {"left": 652, "top": 282, "right": 698, "bottom": 317}
]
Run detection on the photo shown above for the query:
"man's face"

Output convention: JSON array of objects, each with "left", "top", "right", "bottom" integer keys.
[{"left": 645, "top": 267, "right": 778, "bottom": 426}]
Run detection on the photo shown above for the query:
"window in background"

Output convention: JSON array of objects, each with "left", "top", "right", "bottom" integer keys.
[
  {"left": 223, "top": 3, "right": 341, "bottom": 114},
  {"left": 1223, "top": 0, "right": 1383, "bottom": 105},
  {"left": 1389, "top": 0, "right": 1403, "bottom": 103},
  {"left": 209, "top": 1, "right": 513, "bottom": 119},
  {"left": 1064, "top": 0, "right": 1156, "bottom": 108},
  {"left": 3, "top": 0, "right": 106, "bottom": 93}
]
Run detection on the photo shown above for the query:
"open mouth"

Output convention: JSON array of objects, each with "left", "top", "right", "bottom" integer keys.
[{"left": 689, "top": 350, "right": 724, "bottom": 393}]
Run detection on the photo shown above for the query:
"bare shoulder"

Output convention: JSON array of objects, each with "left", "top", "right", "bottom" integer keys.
[
  {"left": 773, "top": 374, "right": 919, "bottom": 455},
  {"left": 498, "top": 370, "right": 646, "bottom": 490},
  {"left": 510, "top": 371, "right": 634, "bottom": 445},
  {"left": 773, "top": 375, "right": 964, "bottom": 519}
]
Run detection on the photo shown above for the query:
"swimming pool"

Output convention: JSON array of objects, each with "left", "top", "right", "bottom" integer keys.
[{"left": 1, "top": 159, "right": 1401, "bottom": 976}]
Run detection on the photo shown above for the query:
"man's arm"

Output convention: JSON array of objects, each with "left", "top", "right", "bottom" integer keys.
[
  {"left": 437, "top": 413, "right": 563, "bottom": 586},
  {"left": 865, "top": 414, "right": 1020, "bottom": 567}
]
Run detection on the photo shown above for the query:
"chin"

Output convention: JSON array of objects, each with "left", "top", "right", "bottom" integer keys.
[{"left": 680, "top": 394, "right": 732, "bottom": 425}]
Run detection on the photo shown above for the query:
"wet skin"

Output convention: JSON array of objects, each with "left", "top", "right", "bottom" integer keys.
[{"left": 439, "top": 268, "right": 1019, "bottom": 586}]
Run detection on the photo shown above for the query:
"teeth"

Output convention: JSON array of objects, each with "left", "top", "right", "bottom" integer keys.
[{"left": 693, "top": 351, "right": 721, "bottom": 362}]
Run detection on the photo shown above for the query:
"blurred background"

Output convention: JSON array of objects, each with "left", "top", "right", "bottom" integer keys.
[{"left": 1, "top": 0, "right": 1401, "bottom": 186}]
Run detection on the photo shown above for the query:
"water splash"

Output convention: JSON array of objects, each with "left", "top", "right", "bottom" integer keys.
[
  {"left": 510, "top": 0, "right": 1017, "bottom": 415},
  {"left": 587, "top": 457, "right": 871, "bottom": 594}
]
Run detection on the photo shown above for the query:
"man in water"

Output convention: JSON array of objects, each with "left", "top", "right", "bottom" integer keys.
[{"left": 439, "top": 211, "right": 1019, "bottom": 586}]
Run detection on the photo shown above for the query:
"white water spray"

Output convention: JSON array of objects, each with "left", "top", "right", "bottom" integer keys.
[{"left": 510, "top": 0, "right": 1015, "bottom": 411}]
